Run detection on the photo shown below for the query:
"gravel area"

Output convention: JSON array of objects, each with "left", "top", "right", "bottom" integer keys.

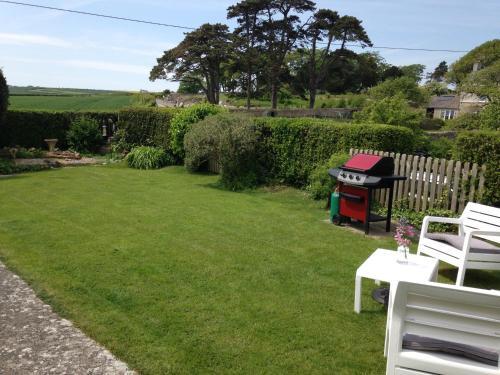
[{"left": 0, "top": 262, "right": 135, "bottom": 374}]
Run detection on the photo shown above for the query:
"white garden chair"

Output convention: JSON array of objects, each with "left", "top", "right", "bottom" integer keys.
[
  {"left": 418, "top": 202, "right": 500, "bottom": 286},
  {"left": 385, "top": 280, "right": 500, "bottom": 375}
]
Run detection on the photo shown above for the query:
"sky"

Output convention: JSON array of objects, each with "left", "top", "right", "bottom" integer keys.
[{"left": 0, "top": 0, "right": 498, "bottom": 92}]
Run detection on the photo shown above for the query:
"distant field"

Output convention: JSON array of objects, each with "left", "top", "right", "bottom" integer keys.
[
  {"left": 8, "top": 86, "right": 127, "bottom": 96},
  {"left": 9, "top": 94, "right": 137, "bottom": 111}
]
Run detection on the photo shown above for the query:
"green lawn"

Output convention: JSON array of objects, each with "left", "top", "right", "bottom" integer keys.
[
  {"left": 9, "top": 94, "right": 136, "bottom": 111},
  {"left": 0, "top": 166, "right": 498, "bottom": 374}
]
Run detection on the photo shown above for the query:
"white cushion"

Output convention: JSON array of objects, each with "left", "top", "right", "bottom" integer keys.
[{"left": 426, "top": 233, "right": 500, "bottom": 254}]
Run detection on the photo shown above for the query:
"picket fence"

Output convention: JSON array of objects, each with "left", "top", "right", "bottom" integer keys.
[{"left": 349, "top": 149, "right": 487, "bottom": 214}]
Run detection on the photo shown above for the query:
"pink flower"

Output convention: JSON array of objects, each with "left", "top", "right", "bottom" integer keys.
[{"left": 394, "top": 219, "right": 416, "bottom": 247}]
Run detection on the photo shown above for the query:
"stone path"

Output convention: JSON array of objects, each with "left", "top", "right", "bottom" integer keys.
[{"left": 0, "top": 262, "right": 135, "bottom": 374}]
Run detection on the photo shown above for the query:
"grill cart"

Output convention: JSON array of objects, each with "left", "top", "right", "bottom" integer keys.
[{"left": 329, "top": 154, "right": 406, "bottom": 235}]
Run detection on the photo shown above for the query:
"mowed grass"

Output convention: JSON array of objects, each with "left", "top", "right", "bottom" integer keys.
[
  {"left": 9, "top": 94, "right": 135, "bottom": 111},
  {"left": 0, "top": 166, "right": 498, "bottom": 374}
]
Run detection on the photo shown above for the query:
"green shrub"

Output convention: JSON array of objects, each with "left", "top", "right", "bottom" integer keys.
[
  {"left": 1, "top": 110, "right": 117, "bottom": 149},
  {"left": 170, "top": 104, "right": 225, "bottom": 158},
  {"left": 0, "top": 158, "right": 52, "bottom": 175},
  {"left": 420, "top": 118, "right": 444, "bottom": 130},
  {"left": 255, "top": 117, "right": 415, "bottom": 186},
  {"left": 307, "top": 153, "right": 350, "bottom": 200},
  {"left": 14, "top": 147, "right": 45, "bottom": 159},
  {"left": 378, "top": 200, "right": 458, "bottom": 232},
  {"left": 353, "top": 96, "right": 424, "bottom": 129},
  {"left": 67, "top": 117, "right": 103, "bottom": 153},
  {"left": 185, "top": 114, "right": 260, "bottom": 190},
  {"left": 478, "top": 102, "right": 500, "bottom": 130},
  {"left": 368, "top": 76, "right": 429, "bottom": 106},
  {"left": 427, "top": 137, "right": 455, "bottom": 159},
  {"left": 454, "top": 131, "right": 500, "bottom": 205},
  {"left": 126, "top": 146, "right": 173, "bottom": 170},
  {"left": 114, "top": 108, "right": 178, "bottom": 153},
  {"left": 446, "top": 112, "right": 481, "bottom": 130}
]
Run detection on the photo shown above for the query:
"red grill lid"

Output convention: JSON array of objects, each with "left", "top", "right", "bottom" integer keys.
[{"left": 343, "top": 154, "right": 383, "bottom": 172}]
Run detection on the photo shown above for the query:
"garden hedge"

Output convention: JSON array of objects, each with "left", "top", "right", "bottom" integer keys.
[
  {"left": 114, "top": 108, "right": 178, "bottom": 152},
  {"left": 454, "top": 131, "right": 500, "bottom": 206},
  {"left": 254, "top": 117, "right": 416, "bottom": 186},
  {"left": 0, "top": 110, "right": 117, "bottom": 149}
]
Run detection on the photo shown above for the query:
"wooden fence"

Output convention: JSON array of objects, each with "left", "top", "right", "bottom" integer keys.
[{"left": 350, "top": 149, "right": 487, "bottom": 214}]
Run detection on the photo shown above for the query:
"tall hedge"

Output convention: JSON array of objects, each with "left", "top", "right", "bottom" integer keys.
[
  {"left": 0, "top": 69, "right": 8, "bottom": 128},
  {"left": 454, "top": 131, "right": 500, "bottom": 206},
  {"left": 254, "top": 117, "right": 416, "bottom": 186},
  {"left": 0, "top": 110, "right": 117, "bottom": 149},
  {"left": 114, "top": 108, "right": 178, "bottom": 151}
]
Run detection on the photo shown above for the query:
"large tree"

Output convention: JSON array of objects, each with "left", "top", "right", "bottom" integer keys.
[
  {"left": 150, "top": 23, "right": 231, "bottom": 104},
  {"left": 448, "top": 39, "right": 500, "bottom": 85},
  {"left": 427, "top": 61, "right": 448, "bottom": 82},
  {"left": 304, "top": 11, "right": 371, "bottom": 108},
  {"left": 227, "top": 0, "right": 266, "bottom": 109},
  {"left": 460, "top": 60, "right": 500, "bottom": 102},
  {"left": 400, "top": 64, "right": 425, "bottom": 83},
  {"left": 260, "top": 0, "right": 316, "bottom": 109}
]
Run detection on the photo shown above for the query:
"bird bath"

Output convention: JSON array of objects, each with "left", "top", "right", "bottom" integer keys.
[{"left": 44, "top": 139, "right": 58, "bottom": 153}]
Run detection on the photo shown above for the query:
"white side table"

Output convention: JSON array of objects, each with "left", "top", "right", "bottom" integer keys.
[{"left": 354, "top": 249, "right": 439, "bottom": 313}]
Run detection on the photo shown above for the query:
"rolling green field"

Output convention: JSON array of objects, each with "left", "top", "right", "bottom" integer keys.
[
  {"left": 9, "top": 94, "right": 137, "bottom": 111},
  {"left": 0, "top": 165, "right": 498, "bottom": 374}
]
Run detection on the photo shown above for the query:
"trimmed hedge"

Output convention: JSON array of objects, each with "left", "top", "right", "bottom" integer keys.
[
  {"left": 454, "top": 131, "right": 500, "bottom": 206},
  {"left": 1, "top": 110, "right": 117, "bottom": 149},
  {"left": 254, "top": 117, "right": 416, "bottom": 186},
  {"left": 114, "top": 108, "right": 178, "bottom": 152}
]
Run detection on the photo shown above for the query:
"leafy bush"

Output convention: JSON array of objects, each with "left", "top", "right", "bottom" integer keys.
[
  {"left": 255, "top": 117, "right": 416, "bottom": 186},
  {"left": 126, "top": 146, "right": 173, "bottom": 170},
  {"left": 307, "top": 153, "right": 350, "bottom": 200},
  {"left": 478, "top": 102, "right": 500, "bottom": 130},
  {"left": 114, "top": 108, "right": 177, "bottom": 153},
  {"left": 1, "top": 110, "right": 117, "bottom": 149},
  {"left": 0, "top": 158, "right": 52, "bottom": 175},
  {"left": 378, "top": 200, "right": 458, "bottom": 233},
  {"left": 427, "top": 137, "right": 455, "bottom": 159},
  {"left": 368, "top": 76, "right": 429, "bottom": 106},
  {"left": 446, "top": 112, "right": 481, "bottom": 130},
  {"left": 13, "top": 147, "right": 45, "bottom": 159},
  {"left": 420, "top": 118, "right": 444, "bottom": 130},
  {"left": 454, "top": 131, "right": 500, "bottom": 206},
  {"left": 67, "top": 117, "right": 103, "bottom": 153},
  {"left": 353, "top": 96, "right": 424, "bottom": 129},
  {"left": 185, "top": 114, "right": 260, "bottom": 190},
  {"left": 170, "top": 104, "right": 225, "bottom": 159}
]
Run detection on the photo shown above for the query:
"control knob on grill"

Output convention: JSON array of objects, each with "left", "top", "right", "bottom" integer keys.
[
  {"left": 355, "top": 176, "right": 361, "bottom": 181},
  {"left": 341, "top": 173, "right": 347, "bottom": 178},
  {"left": 348, "top": 174, "right": 353, "bottom": 180}
]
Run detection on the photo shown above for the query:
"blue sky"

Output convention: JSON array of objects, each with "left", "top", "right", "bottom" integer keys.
[{"left": 0, "top": 0, "right": 498, "bottom": 91}]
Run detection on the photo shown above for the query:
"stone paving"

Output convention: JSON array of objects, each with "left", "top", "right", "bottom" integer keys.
[{"left": 0, "top": 262, "right": 135, "bottom": 374}]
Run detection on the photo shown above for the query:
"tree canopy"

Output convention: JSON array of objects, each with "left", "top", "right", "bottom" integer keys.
[
  {"left": 150, "top": 23, "right": 231, "bottom": 104},
  {"left": 448, "top": 39, "right": 500, "bottom": 85}
]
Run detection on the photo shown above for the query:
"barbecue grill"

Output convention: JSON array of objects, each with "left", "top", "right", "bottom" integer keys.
[{"left": 329, "top": 154, "right": 406, "bottom": 234}]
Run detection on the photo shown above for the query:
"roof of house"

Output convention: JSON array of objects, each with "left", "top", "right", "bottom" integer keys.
[{"left": 428, "top": 95, "right": 460, "bottom": 110}]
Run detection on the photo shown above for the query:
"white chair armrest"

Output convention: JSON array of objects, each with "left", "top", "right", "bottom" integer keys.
[
  {"left": 420, "top": 216, "right": 462, "bottom": 238},
  {"left": 423, "top": 216, "right": 462, "bottom": 225},
  {"left": 467, "top": 230, "right": 500, "bottom": 237}
]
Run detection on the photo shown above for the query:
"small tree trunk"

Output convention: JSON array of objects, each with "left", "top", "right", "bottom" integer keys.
[
  {"left": 246, "top": 72, "right": 252, "bottom": 109},
  {"left": 309, "top": 38, "right": 317, "bottom": 110},
  {"left": 271, "top": 82, "right": 278, "bottom": 110},
  {"left": 309, "top": 88, "right": 317, "bottom": 110}
]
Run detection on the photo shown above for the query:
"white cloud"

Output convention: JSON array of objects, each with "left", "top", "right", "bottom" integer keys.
[
  {"left": 0, "top": 32, "right": 72, "bottom": 47},
  {"left": 3, "top": 56, "right": 149, "bottom": 75}
]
